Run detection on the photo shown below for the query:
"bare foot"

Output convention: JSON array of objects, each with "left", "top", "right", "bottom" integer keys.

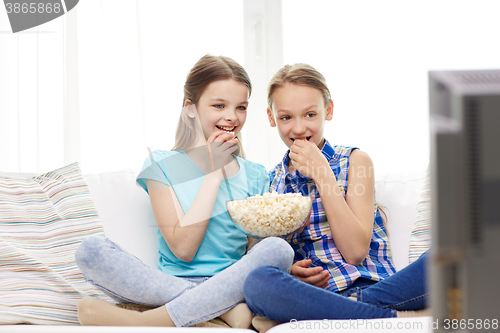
[
  {"left": 77, "top": 298, "right": 174, "bottom": 326},
  {"left": 252, "top": 315, "right": 281, "bottom": 333},
  {"left": 219, "top": 302, "right": 253, "bottom": 328}
]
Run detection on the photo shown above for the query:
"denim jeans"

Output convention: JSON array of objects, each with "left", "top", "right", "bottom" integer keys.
[
  {"left": 75, "top": 235, "right": 294, "bottom": 327},
  {"left": 243, "top": 250, "right": 429, "bottom": 322}
]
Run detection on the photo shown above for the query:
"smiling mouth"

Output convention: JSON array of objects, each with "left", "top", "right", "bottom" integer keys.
[
  {"left": 291, "top": 136, "right": 311, "bottom": 142},
  {"left": 216, "top": 125, "right": 237, "bottom": 133}
]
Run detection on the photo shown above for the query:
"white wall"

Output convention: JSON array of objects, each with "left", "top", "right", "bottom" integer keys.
[
  {"left": 1, "top": 0, "right": 500, "bottom": 175},
  {"left": 279, "top": 0, "right": 500, "bottom": 174}
]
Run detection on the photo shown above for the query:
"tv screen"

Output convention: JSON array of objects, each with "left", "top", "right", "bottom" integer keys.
[{"left": 429, "top": 69, "right": 500, "bottom": 330}]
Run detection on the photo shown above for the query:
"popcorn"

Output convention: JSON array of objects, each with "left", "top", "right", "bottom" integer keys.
[{"left": 226, "top": 192, "right": 312, "bottom": 238}]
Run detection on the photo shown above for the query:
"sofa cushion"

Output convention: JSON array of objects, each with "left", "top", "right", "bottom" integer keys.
[
  {"left": 408, "top": 166, "right": 431, "bottom": 264},
  {"left": 0, "top": 163, "right": 111, "bottom": 325},
  {"left": 83, "top": 170, "right": 159, "bottom": 268},
  {"left": 374, "top": 169, "right": 426, "bottom": 271}
]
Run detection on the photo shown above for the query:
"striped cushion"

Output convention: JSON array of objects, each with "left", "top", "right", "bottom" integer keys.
[
  {"left": 0, "top": 163, "right": 111, "bottom": 325},
  {"left": 408, "top": 166, "right": 431, "bottom": 264}
]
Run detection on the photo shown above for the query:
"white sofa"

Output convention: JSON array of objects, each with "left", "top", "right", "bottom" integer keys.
[{"left": 1, "top": 166, "right": 432, "bottom": 333}]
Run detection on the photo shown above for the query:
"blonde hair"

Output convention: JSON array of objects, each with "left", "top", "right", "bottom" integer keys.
[
  {"left": 267, "top": 63, "right": 331, "bottom": 112},
  {"left": 172, "top": 54, "right": 251, "bottom": 158}
]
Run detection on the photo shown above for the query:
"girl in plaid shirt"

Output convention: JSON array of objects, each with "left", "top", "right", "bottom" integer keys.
[{"left": 243, "top": 64, "right": 428, "bottom": 329}]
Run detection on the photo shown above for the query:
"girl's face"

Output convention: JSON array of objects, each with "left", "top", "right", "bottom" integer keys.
[
  {"left": 268, "top": 83, "right": 333, "bottom": 149},
  {"left": 190, "top": 79, "right": 249, "bottom": 141}
]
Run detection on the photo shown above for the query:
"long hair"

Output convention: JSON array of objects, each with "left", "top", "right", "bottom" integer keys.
[{"left": 172, "top": 55, "right": 251, "bottom": 158}]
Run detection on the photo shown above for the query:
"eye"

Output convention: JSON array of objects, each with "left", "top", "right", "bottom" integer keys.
[
  {"left": 213, "top": 104, "right": 224, "bottom": 109},
  {"left": 279, "top": 115, "right": 291, "bottom": 121},
  {"left": 237, "top": 106, "right": 247, "bottom": 111},
  {"left": 306, "top": 112, "right": 316, "bottom": 118}
]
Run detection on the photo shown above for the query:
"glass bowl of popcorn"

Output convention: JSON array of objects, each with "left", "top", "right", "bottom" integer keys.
[{"left": 226, "top": 192, "right": 312, "bottom": 238}]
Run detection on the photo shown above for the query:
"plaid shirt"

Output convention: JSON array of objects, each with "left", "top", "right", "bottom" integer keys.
[{"left": 268, "top": 140, "right": 396, "bottom": 292}]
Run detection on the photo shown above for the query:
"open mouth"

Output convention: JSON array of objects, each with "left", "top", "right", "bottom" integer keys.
[
  {"left": 216, "top": 125, "right": 237, "bottom": 133},
  {"left": 291, "top": 136, "right": 311, "bottom": 142}
]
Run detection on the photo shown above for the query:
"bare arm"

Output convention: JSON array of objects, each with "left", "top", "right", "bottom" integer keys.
[
  {"left": 146, "top": 169, "right": 223, "bottom": 262},
  {"left": 246, "top": 237, "right": 258, "bottom": 252},
  {"left": 146, "top": 129, "right": 240, "bottom": 262},
  {"left": 290, "top": 141, "right": 374, "bottom": 265},
  {"left": 316, "top": 150, "right": 374, "bottom": 265}
]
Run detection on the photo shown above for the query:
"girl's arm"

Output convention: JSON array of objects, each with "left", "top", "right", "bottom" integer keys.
[
  {"left": 146, "top": 130, "right": 239, "bottom": 262},
  {"left": 290, "top": 141, "right": 374, "bottom": 266},
  {"left": 324, "top": 149, "right": 375, "bottom": 265},
  {"left": 146, "top": 169, "right": 224, "bottom": 262},
  {"left": 246, "top": 237, "right": 258, "bottom": 252}
]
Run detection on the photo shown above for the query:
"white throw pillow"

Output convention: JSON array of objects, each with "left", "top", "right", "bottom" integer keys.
[
  {"left": 0, "top": 163, "right": 112, "bottom": 325},
  {"left": 408, "top": 166, "right": 431, "bottom": 264}
]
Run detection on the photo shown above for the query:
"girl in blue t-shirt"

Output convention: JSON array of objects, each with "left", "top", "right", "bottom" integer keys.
[{"left": 75, "top": 55, "right": 294, "bottom": 328}]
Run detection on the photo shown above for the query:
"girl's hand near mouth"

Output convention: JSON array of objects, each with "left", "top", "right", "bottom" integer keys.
[
  {"left": 289, "top": 139, "right": 332, "bottom": 181},
  {"left": 206, "top": 130, "right": 239, "bottom": 173}
]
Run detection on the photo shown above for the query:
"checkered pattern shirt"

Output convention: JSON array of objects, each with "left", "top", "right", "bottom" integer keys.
[{"left": 268, "top": 140, "right": 396, "bottom": 292}]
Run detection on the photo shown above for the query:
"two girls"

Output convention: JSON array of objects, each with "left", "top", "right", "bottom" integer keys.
[{"left": 75, "top": 55, "right": 293, "bottom": 328}]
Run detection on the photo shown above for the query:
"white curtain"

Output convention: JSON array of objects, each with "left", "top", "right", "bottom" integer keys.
[
  {"left": 0, "top": 11, "right": 64, "bottom": 173},
  {"left": 1, "top": 0, "right": 245, "bottom": 173}
]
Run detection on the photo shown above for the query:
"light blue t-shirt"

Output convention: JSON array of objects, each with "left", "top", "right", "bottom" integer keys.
[{"left": 136, "top": 149, "right": 269, "bottom": 277}]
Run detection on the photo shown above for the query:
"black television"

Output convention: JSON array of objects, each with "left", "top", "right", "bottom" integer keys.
[{"left": 429, "top": 69, "right": 500, "bottom": 331}]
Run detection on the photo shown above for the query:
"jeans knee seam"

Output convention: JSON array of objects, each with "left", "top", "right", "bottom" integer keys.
[
  {"left": 180, "top": 303, "right": 235, "bottom": 327},
  {"left": 381, "top": 292, "right": 429, "bottom": 309},
  {"left": 165, "top": 303, "right": 182, "bottom": 327},
  {"left": 91, "top": 281, "right": 148, "bottom": 305}
]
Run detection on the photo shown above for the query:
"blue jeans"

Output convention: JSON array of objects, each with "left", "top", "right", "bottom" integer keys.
[
  {"left": 75, "top": 236, "right": 294, "bottom": 327},
  {"left": 243, "top": 250, "right": 429, "bottom": 321}
]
